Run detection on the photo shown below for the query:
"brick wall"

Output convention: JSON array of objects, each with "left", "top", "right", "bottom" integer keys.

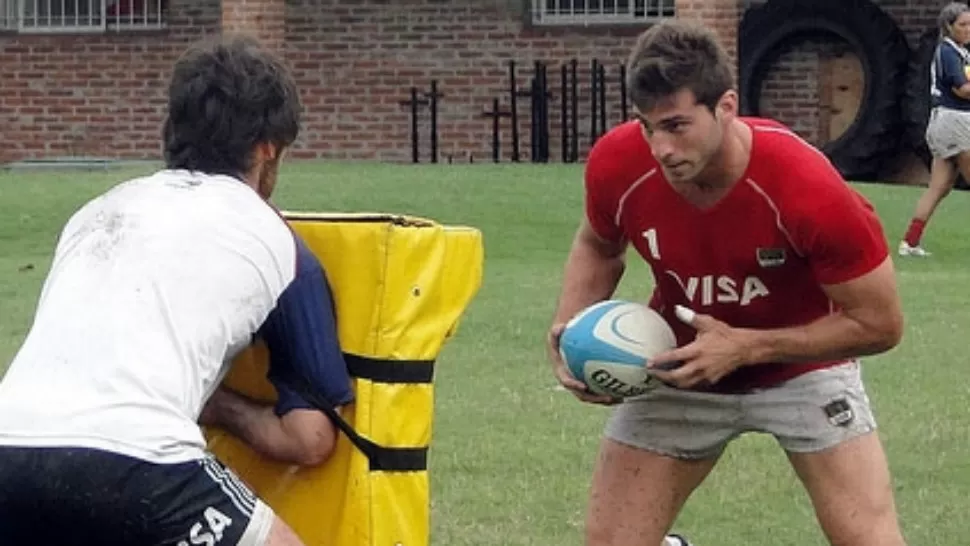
[
  {"left": 0, "top": 1, "right": 219, "bottom": 163},
  {"left": 0, "top": 0, "right": 737, "bottom": 164},
  {"left": 285, "top": 0, "right": 738, "bottom": 163},
  {"left": 0, "top": 0, "right": 935, "bottom": 166},
  {"left": 756, "top": 39, "right": 834, "bottom": 147},
  {"left": 222, "top": 0, "right": 284, "bottom": 51}
]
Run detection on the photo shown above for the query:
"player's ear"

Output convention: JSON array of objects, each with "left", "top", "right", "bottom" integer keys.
[
  {"left": 716, "top": 90, "right": 738, "bottom": 121},
  {"left": 252, "top": 141, "right": 279, "bottom": 162}
]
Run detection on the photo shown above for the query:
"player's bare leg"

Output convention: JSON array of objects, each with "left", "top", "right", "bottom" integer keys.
[
  {"left": 787, "top": 432, "right": 906, "bottom": 546},
  {"left": 585, "top": 438, "right": 716, "bottom": 546},
  {"left": 915, "top": 157, "right": 957, "bottom": 221},
  {"left": 902, "top": 157, "right": 957, "bottom": 256}
]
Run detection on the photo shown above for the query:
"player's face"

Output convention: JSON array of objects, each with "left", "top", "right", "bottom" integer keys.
[
  {"left": 952, "top": 12, "right": 970, "bottom": 44},
  {"left": 635, "top": 88, "right": 733, "bottom": 184}
]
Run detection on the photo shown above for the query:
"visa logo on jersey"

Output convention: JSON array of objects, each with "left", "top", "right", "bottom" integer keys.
[
  {"left": 642, "top": 228, "right": 771, "bottom": 307},
  {"left": 666, "top": 271, "right": 770, "bottom": 306}
]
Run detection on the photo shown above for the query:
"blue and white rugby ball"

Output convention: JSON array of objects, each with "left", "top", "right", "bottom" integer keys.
[{"left": 559, "top": 300, "right": 677, "bottom": 398}]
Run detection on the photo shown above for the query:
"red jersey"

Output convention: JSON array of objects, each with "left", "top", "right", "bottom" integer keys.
[{"left": 584, "top": 118, "right": 889, "bottom": 392}]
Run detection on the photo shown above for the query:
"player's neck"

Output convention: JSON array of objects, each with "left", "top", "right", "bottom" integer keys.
[
  {"left": 241, "top": 164, "right": 271, "bottom": 201},
  {"left": 241, "top": 170, "right": 260, "bottom": 194},
  {"left": 693, "top": 119, "right": 752, "bottom": 192}
]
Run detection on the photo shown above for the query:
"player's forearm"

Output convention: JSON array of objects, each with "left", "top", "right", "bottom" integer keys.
[
  {"left": 201, "top": 388, "right": 315, "bottom": 466},
  {"left": 553, "top": 237, "right": 625, "bottom": 324},
  {"left": 740, "top": 310, "right": 902, "bottom": 366}
]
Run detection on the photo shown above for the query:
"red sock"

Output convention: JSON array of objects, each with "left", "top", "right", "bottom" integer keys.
[{"left": 904, "top": 218, "right": 926, "bottom": 246}]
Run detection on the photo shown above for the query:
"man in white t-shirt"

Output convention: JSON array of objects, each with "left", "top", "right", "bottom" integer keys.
[{"left": 0, "top": 35, "right": 350, "bottom": 546}]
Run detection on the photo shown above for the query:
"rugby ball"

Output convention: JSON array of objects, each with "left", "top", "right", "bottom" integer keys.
[{"left": 559, "top": 300, "right": 677, "bottom": 398}]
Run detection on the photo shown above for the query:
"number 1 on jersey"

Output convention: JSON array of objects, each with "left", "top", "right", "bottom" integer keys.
[{"left": 642, "top": 228, "right": 660, "bottom": 259}]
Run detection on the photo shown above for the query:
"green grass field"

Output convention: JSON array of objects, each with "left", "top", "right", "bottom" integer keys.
[{"left": 1, "top": 162, "right": 969, "bottom": 545}]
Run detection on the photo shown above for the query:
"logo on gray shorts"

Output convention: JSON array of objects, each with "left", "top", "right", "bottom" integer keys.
[{"left": 823, "top": 398, "right": 854, "bottom": 427}]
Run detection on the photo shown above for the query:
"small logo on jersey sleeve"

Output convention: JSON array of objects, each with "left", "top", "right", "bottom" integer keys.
[{"left": 756, "top": 248, "right": 786, "bottom": 268}]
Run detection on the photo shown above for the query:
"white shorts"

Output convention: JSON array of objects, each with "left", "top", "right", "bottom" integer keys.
[{"left": 926, "top": 107, "right": 970, "bottom": 159}]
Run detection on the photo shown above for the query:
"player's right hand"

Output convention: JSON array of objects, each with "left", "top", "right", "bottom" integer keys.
[{"left": 547, "top": 323, "right": 621, "bottom": 406}]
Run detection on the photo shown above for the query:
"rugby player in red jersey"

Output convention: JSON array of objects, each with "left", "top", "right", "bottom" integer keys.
[{"left": 547, "top": 19, "right": 907, "bottom": 546}]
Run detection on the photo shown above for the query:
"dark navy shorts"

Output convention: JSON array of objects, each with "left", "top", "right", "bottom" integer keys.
[{"left": 0, "top": 446, "right": 274, "bottom": 546}]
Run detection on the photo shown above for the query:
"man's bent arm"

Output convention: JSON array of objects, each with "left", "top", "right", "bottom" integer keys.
[
  {"left": 552, "top": 219, "right": 628, "bottom": 325},
  {"left": 200, "top": 387, "right": 336, "bottom": 466},
  {"left": 741, "top": 257, "right": 904, "bottom": 365},
  {"left": 236, "top": 234, "right": 352, "bottom": 467}
]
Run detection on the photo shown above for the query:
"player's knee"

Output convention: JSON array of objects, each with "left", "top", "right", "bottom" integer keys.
[
  {"left": 823, "top": 496, "right": 903, "bottom": 546},
  {"left": 584, "top": 496, "right": 619, "bottom": 545}
]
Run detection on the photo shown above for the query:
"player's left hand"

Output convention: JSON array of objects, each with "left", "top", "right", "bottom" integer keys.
[{"left": 647, "top": 305, "right": 751, "bottom": 389}]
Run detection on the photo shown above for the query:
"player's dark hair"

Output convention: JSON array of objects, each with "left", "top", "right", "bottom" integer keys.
[
  {"left": 162, "top": 34, "right": 301, "bottom": 177},
  {"left": 626, "top": 20, "right": 734, "bottom": 114},
  {"left": 939, "top": 2, "right": 970, "bottom": 40}
]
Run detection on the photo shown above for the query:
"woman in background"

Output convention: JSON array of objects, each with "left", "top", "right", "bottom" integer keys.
[{"left": 901, "top": 2, "right": 970, "bottom": 257}]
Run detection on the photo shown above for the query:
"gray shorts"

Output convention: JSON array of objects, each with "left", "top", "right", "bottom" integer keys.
[
  {"left": 604, "top": 361, "right": 877, "bottom": 460},
  {"left": 926, "top": 107, "right": 970, "bottom": 159}
]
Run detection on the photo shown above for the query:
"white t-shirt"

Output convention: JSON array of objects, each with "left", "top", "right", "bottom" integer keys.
[{"left": 0, "top": 170, "right": 298, "bottom": 464}]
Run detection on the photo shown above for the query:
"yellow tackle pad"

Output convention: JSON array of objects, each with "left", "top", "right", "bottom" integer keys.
[{"left": 204, "top": 212, "right": 484, "bottom": 546}]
